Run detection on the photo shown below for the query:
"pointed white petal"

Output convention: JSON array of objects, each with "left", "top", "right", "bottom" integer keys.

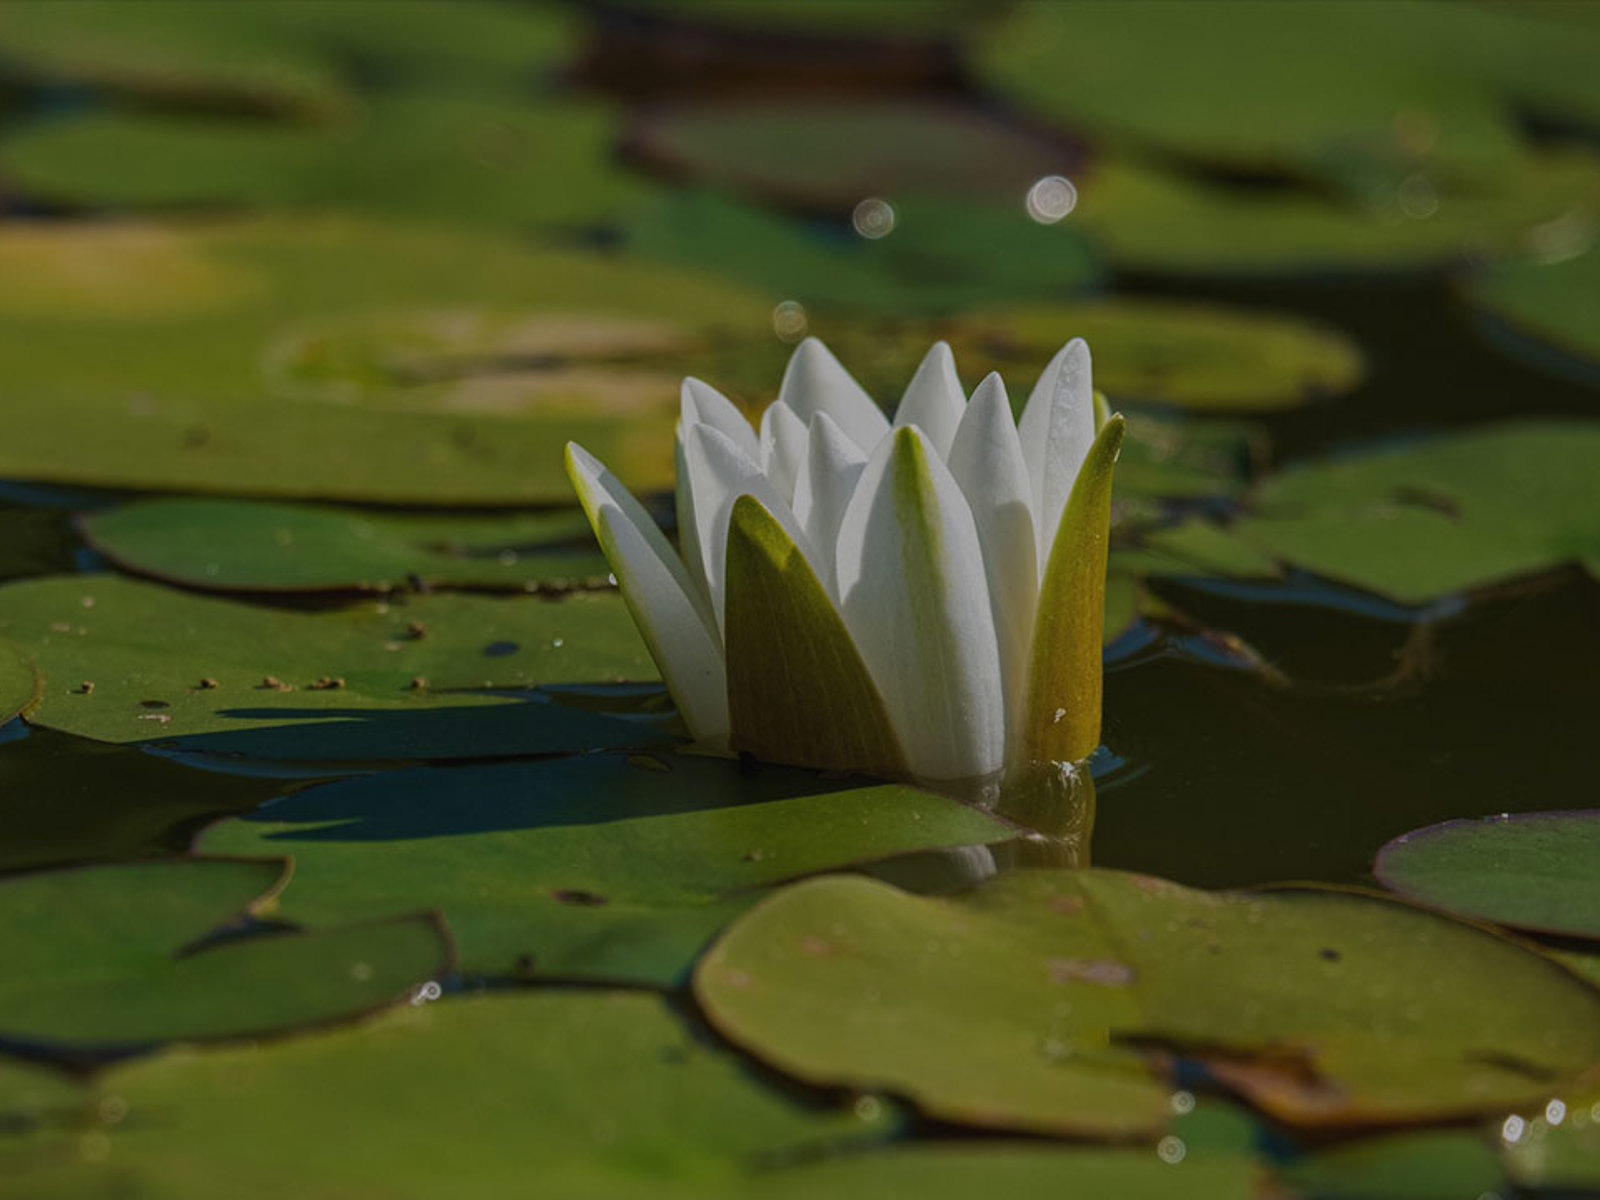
[
  {"left": 566, "top": 443, "right": 728, "bottom": 748},
  {"left": 684, "top": 422, "right": 808, "bottom": 633},
  {"left": 835, "top": 426, "right": 1006, "bottom": 783},
  {"left": 1017, "top": 338, "right": 1095, "bottom": 570},
  {"left": 681, "top": 377, "right": 759, "bottom": 461},
  {"left": 673, "top": 428, "right": 710, "bottom": 607},
  {"left": 892, "top": 340, "right": 965, "bottom": 460},
  {"left": 777, "top": 336, "right": 890, "bottom": 454},
  {"left": 946, "top": 372, "right": 1038, "bottom": 741},
  {"left": 758, "top": 399, "right": 808, "bottom": 503},
  {"left": 791, "top": 412, "right": 869, "bottom": 596}
]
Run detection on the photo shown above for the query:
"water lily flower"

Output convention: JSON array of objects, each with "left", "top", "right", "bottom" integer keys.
[{"left": 567, "top": 337, "right": 1123, "bottom": 793}]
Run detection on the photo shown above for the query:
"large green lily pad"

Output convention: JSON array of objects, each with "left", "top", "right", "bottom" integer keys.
[
  {"left": 1281, "top": 1130, "right": 1506, "bottom": 1200},
  {"left": 1469, "top": 238, "right": 1600, "bottom": 379},
  {"left": 695, "top": 870, "right": 1600, "bottom": 1135},
  {"left": 0, "top": 991, "right": 895, "bottom": 1199},
  {"left": 627, "top": 189, "right": 1101, "bottom": 314},
  {"left": 0, "top": 0, "right": 575, "bottom": 115},
  {"left": 628, "top": 99, "right": 1074, "bottom": 209},
  {"left": 1223, "top": 422, "right": 1600, "bottom": 602},
  {"left": 1070, "top": 151, "right": 1600, "bottom": 277},
  {"left": 0, "top": 857, "right": 449, "bottom": 1049},
  {"left": 80, "top": 499, "right": 608, "bottom": 594},
  {"left": 978, "top": 1, "right": 1597, "bottom": 187},
  {"left": 197, "top": 752, "right": 1016, "bottom": 985},
  {"left": 1375, "top": 811, "right": 1600, "bottom": 940},
  {"left": 0, "top": 216, "right": 776, "bottom": 503},
  {"left": 0, "top": 728, "right": 284, "bottom": 876},
  {"left": 1, "top": 94, "right": 651, "bottom": 230},
  {"left": 0, "top": 574, "right": 664, "bottom": 762}
]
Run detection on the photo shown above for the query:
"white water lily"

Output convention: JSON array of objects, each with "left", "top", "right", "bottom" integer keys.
[{"left": 567, "top": 336, "right": 1123, "bottom": 791}]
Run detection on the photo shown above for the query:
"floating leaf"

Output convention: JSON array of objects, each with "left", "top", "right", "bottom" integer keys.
[
  {"left": 629, "top": 99, "right": 1074, "bottom": 209},
  {"left": 0, "top": 574, "right": 662, "bottom": 762},
  {"left": 627, "top": 189, "right": 1101, "bottom": 314},
  {"left": 978, "top": 2, "right": 1598, "bottom": 187},
  {"left": 0, "top": 217, "right": 775, "bottom": 503},
  {"left": 0, "top": 0, "right": 575, "bottom": 115},
  {"left": 0, "top": 728, "right": 283, "bottom": 876},
  {"left": 1, "top": 94, "right": 652, "bottom": 229},
  {"left": 1222, "top": 422, "right": 1600, "bottom": 602},
  {"left": 0, "top": 857, "right": 448, "bottom": 1049},
  {"left": 1281, "top": 1130, "right": 1506, "bottom": 1200},
  {"left": 696, "top": 870, "right": 1600, "bottom": 1135},
  {"left": 0, "top": 991, "right": 894, "bottom": 1199},
  {"left": 1469, "top": 237, "right": 1600, "bottom": 380},
  {"left": 1069, "top": 152, "right": 1600, "bottom": 276},
  {"left": 1376, "top": 811, "right": 1600, "bottom": 940},
  {"left": 0, "top": 637, "right": 38, "bottom": 726},
  {"left": 197, "top": 752, "right": 1015, "bottom": 984},
  {"left": 81, "top": 499, "right": 608, "bottom": 594},
  {"left": 1501, "top": 1090, "right": 1600, "bottom": 1192}
]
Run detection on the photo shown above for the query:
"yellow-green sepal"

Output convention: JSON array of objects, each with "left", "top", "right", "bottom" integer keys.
[
  {"left": 1016, "top": 413, "right": 1125, "bottom": 767},
  {"left": 1092, "top": 390, "right": 1113, "bottom": 431},
  {"left": 725, "top": 494, "right": 905, "bottom": 779}
]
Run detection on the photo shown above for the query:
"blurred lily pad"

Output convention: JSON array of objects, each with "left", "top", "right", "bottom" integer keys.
[
  {"left": 978, "top": 1, "right": 1563, "bottom": 187},
  {"left": 1376, "top": 811, "right": 1600, "bottom": 940},
  {"left": 628, "top": 99, "right": 1075, "bottom": 209},
  {"left": 1071, "top": 152, "right": 1600, "bottom": 277},
  {"left": 1281, "top": 1130, "right": 1506, "bottom": 1200},
  {"left": 81, "top": 499, "right": 608, "bottom": 594},
  {"left": 0, "top": 857, "right": 448, "bottom": 1049},
  {"left": 1501, "top": 1090, "right": 1600, "bottom": 1192},
  {"left": 1469, "top": 237, "right": 1600, "bottom": 381},
  {"left": 1, "top": 991, "right": 894, "bottom": 1199},
  {"left": 0, "top": 0, "right": 575, "bottom": 115},
  {"left": 1, "top": 94, "right": 651, "bottom": 229},
  {"left": 1222, "top": 422, "right": 1600, "bottom": 602},
  {"left": 627, "top": 189, "right": 1101, "bottom": 314},
  {"left": 0, "top": 574, "right": 663, "bottom": 762},
  {"left": 696, "top": 870, "right": 1600, "bottom": 1135},
  {"left": 0, "top": 638, "right": 38, "bottom": 725},
  {"left": 0, "top": 217, "right": 777, "bottom": 503},
  {"left": 0, "top": 728, "right": 283, "bottom": 876},
  {"left": 197, "top": 752, "right": 1015, "bottom": 985}
]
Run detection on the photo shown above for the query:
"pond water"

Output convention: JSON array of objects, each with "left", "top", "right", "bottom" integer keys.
[{"left": 2, "top": 3, "right": 1600, "bottom": 1198}]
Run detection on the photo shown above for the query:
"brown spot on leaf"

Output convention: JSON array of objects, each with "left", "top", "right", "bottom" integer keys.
[
  {"left": 1048, "top": 957, "right": 1136, "bottom": 986},
  {"left": 552, "top": 889, "right": 608, "bottom": 907}
]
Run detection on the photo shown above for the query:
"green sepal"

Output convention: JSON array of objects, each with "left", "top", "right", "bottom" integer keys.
[
  {"left": 1017, "top": 413, "right": 1125, "bottom": 767},
  {"left": 725, "top": 495, "right": 905, "bottom": 778}
]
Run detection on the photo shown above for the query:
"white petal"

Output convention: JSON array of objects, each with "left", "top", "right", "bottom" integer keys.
[
  {"left": 681, "top": 377, "right": 759, "bottom": 461},
  {"left": 566, "top": 443, "right": 728, "bottom": 747},
  {"left": 684, "top": 422, "right": 808, "bottom": 633},
  {"left": 758, "top": 399, "right": 808, "bottom": 503},
  {"left": 946, "top": 372, "right": 1038, "bottom": 741},
  {"left": 1017, "top": 338, "right": 1095, "bottom": 570},
  {"left": 777, "top": 336, "right": 890, "bottom": 454},
  {"left": 791, "top": 411, "right": 868, "bottom": 596},
  {"left": 892, "top": 340, "right": 965, "bottom": 460},
  {"left": 835, "top": 426, "right": 1006, "bottom": 783},
  {"left": 673, "top": 429, "right": 710, "bottom": 607}
]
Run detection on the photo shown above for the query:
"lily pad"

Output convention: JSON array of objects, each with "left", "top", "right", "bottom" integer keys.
[
  {"left": 1222, "top": 422, "right": 1600, "bottom": 603},
  {"left": 628, "top": 99, "right": 1076, "bottom": 209},
  {"left": 0, "top": 991, "right": 895, "bottom": 1199},
  {"left": 1071, "top": 152, "right": 1600, "bottom": 277},
  {"left": 0, "top": 574, "right": 663, "bottom": 762},
  {"left": 1375, "top": 811, "right": 1600, "bottom": 940},
  {"left": 1500, "top": 1091, "right": 1600, "bottom": 1192},
  {"left": 626, "top": 189, "right": 1101, "bottom": 314},
  {"left": 978, "top": 2, "right": 1552, "bottom": 187},
  {"left": 0, "top": 0, "right": 575, "bottom": 115},
  {"left": 1, "top": 94, "right": 652, "bottom": 230},
  {"left": 197, "top": 752, "right": 1016, "bottom": 985},
  {"left": 0, "top": 728, "right": 284, "bottom": 876},
  {"left": 1469, "top": 237, "right": 1600, "bottom": 380},
  {"left": 0, "top": 857, "right": 448, "bottom": 1049},
  {"left": 0, "top": 637, "right": 39, "bottom": 725},
  {"left": 1281, "top": 1130, "right": 1506, "bottom": 1200},
  {"left": 0, "top": 216, "right": 776, "bottom": 503},
  {"left": 695, "top": 870, "right": 1600, "bottom": 1135},
  {"left": 80, "top": 499, "right": 608, "bottom": 594}
]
